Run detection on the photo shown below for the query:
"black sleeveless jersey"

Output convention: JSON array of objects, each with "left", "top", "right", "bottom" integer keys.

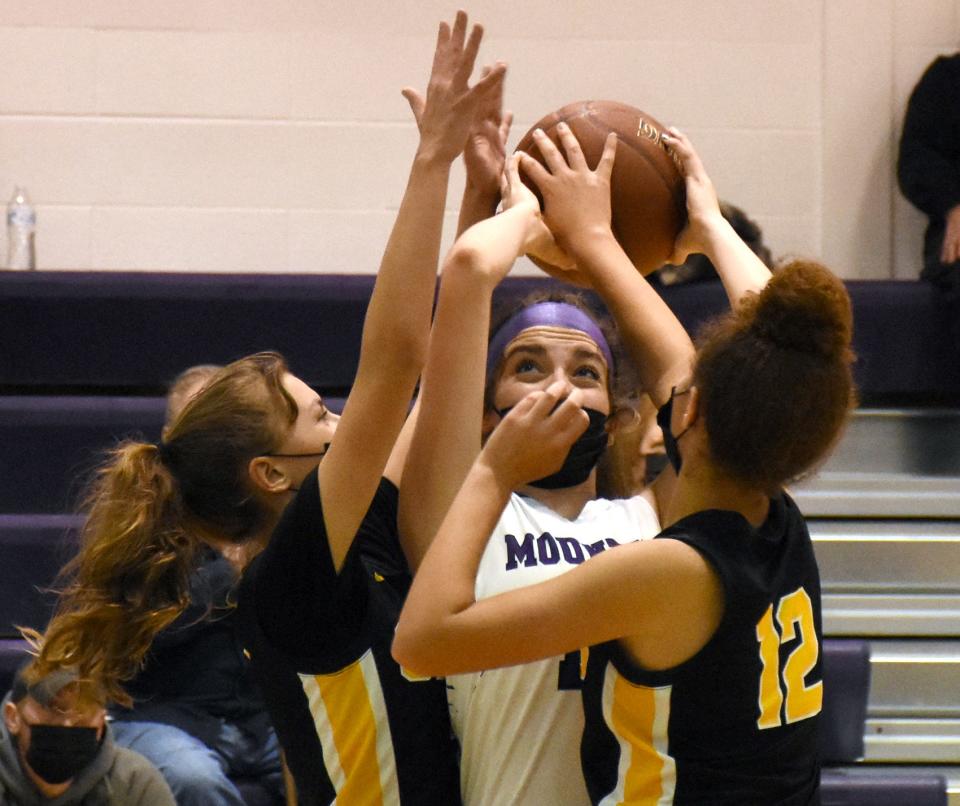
[
  {"left": 581, "top": 493, "right": 821, "bottom": 805},
  {"left": 237, "top": 473, "right": 461, "bottom": 805}
]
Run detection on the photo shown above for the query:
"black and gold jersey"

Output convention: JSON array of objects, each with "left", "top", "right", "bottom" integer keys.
[
  {"left": 581, "top": 493, "right": 821, "bottom": 805},
  {"left": 238, "top": 473, "right": 461, "bottom": 806}
]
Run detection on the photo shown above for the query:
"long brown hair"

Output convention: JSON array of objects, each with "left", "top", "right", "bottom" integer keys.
[
  {"left": 693, "top": 260, "right": 856, "bottom": 491},
  {"left": 27, "top": 352, "right": 298, "bottom": 705}
]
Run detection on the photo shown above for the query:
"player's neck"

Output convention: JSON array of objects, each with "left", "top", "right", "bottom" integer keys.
[
  {"left": 668, "top": 460, "right": 769, "bottom": 529},
  {"left": 517, "top": 474, "right": 596, "bottom": 521}
]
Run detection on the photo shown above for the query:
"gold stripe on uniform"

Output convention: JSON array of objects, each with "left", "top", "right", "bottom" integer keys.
[
  {"left": 602, "top": 667, "right": 676, "bottom": 805},
  {"left": 314, "top": 660, "right": 384, "bottom": 805}
]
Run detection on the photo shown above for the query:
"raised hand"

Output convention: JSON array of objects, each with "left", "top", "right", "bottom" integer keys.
[
  {"left": 480, "top": 381, "right": 589, "bottom": 490},
  {"left": 660, "top": 127, "right": 724, "bottom": 266},
  {"left": 402, "top": 11, "right": 506, "bottom": 165},
  {"left": 518, "top": 123, "right": 618, "bottom": 258},
  {"left": 464, "top": 64, "right": 512, "bottom": 199},
  {"left": 500, "top": 153, "right": 575, "bottom": 271}
]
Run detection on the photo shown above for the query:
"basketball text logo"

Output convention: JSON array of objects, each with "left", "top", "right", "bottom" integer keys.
[{"left": 638, "top": 118, "right": 683, "bottom": 171}]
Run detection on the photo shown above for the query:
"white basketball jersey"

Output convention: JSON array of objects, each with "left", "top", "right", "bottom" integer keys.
[{"left": 448, "top": 491, "right": 661, "bottom": 806}]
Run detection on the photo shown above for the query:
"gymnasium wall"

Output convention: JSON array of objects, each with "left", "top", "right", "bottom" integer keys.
[{"left": 0, "top": 0, "right": 954, "bottom": 279}]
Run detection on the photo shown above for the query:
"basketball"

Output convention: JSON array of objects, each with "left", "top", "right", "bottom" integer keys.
[{"left": 515, "top": 100, "right": 686, "bottom": 285}]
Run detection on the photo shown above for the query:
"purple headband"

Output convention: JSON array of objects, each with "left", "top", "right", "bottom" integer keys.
[{"left": 486, "top": 302, "right": 614, "bottom": 378}]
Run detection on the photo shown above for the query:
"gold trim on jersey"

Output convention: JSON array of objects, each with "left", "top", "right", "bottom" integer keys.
[
  {"left": 600, "top": 665, "right": 676, "bottom": 805},
  {"left": 299, "top": 651, "right": 399, "bottom": 804}
]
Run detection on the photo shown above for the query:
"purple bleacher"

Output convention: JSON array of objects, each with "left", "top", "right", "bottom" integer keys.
[
  {"left": 0, "top": 638, "right": 29, "bottom": 696},
  {"left": 0, "top": 396, "right": 165, "bottom": 512},
  {"left": 821, "top": 769, "right": 947, "bottom": 805},
  {"left": 0, "top": 514, "right": 82, "bottom": 635},
  {"left": 821, "top": 638, "right": 870, "bottom": 763},
  {"left": 0, "top": 395, "right": 345, "bottom": 514},
  {"left": 1, "top": 271, "right": 957, "bottom": 403}
]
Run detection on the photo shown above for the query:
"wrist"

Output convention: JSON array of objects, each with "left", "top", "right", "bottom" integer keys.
[
  {"left": 461, "top": 184, "right": 500, "bottom": 218},
  {"left": 562, "top": 224, "right": 617, "bottom": 256},
  {"left": 696, "top": 213, "right": 736, "bottom": 259},
  {"left": 474, "top": 453, "right": 518, "bottom": 498},
  {"left": 412, "top": 147, "right": 456, "bottom": 173}
]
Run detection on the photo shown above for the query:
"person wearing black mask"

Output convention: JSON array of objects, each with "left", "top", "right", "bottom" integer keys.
[{"left": 1, "top": 664, "right": 173, "bottom": 805}]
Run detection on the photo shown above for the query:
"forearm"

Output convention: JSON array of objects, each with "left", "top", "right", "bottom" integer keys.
[
  {"left": 358, "top": 154, "right": 452, "bottom": 377},
  {"left": 571, "top": 230, "right": 694, "bottom": 407},
  {"left": 457, "top": 183, "right": 500, "bottom": 237},
  {"left": 394, "top": 460, "right": 512, "bottom": 671},
  {"left": 399, "top": 204, "right": 535, "bottom": 568},
  {"left": 699, "top": 216, "right": 773, "bottom": 307},
  {"left": 398, "top": 267, "right": 492, "bottom": 568}
]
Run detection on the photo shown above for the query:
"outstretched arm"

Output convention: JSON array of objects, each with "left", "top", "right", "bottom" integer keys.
[
  {"left": 457, "top": 64, "right": 513, "bottom": 235},
  {"left": 398, "top": 154, "right": 541, "bottom": 570},
  {"left": 393, "top": 381, "right": 720, "bottom": 676},
  {"left": 320, "top": 12, "right": 505, "bottom": 572}
]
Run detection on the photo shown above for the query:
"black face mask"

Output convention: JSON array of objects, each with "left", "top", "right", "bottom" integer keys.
[
  {"left": 656, "top": 386, "right": 691, "bottom": 474},
  {"left": 496, "top": 406, "right": 609, "bottom": 489},
  {"left": 21, "top": 724, "right": 100, "bottom": 784}
]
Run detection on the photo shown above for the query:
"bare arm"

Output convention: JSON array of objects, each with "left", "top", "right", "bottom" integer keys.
[
  {"left": 393, "top": 382, "right": 721, "bottom": 676},
  {"left": 319, "top": 12, "right": 505, "bottom": 571},
  {"left": 457, "top": 65, "right": 512, "bottom": 236},
  {"left": 398, "top": 155, "right": 540, "bottom": 571},
  {"left": 663, "top": 128, "right": 772, "bottom": 308}
]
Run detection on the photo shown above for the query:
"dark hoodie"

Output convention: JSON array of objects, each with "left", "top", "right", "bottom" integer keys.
[{"left": 0, "top": 694, "right": 174, "bottom": 806}]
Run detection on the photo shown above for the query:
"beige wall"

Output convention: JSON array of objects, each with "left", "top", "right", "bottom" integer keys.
[{"left": 0, "top": 0, "right": 954, "bottom": 278}]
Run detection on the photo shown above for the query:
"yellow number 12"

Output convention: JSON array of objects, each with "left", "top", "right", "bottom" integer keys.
[{"left": 755, "top": 587, "right": 822, "bottom": 730}]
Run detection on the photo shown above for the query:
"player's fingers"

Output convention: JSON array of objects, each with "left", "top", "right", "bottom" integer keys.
[
  {"left": 531, "top": 128, "right": 567, "bottom": 174},
  {"left": 431, "top": 21, "right": 451, "bottom": 73},
  {"left": 555, "top": 122, "right": 588, "bottom": 170},
  {"left": 596, "top": 132, "right": 618, "bottom": 181},
  {"left": 480, "top": 61, "right": 506, "bottom": 115},
  {"left": 529, "top": 380, "right": 569, "bottom": 418},
  {"left": 500, "top": 110, "right": 514, "bottom": 146},
  {"left": 662, "top": 127, "right": 704, "bottom": 179},
  {"left": 505, "top": 152, "right": 523, "bottom": 184},
  {"left": 455, "top": 23, "right": 484, "bottom": 85},
  {"left": 468, "top": 61, "right": 505, "bottom": 100},
  {"left": 450, "top": 10, "right": 468, "bottom": 51},
  {"left": 518, "top": 151, "right": 551, "bottom": 190}
]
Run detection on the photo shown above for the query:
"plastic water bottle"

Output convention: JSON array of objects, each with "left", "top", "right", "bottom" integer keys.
[{"left": 7, "top": 186, "right": 36, "bottom": 270}]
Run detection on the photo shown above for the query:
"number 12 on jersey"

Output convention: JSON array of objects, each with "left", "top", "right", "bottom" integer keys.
[{"left": 755, "top": 587, "right": 822, "bottom": 729}]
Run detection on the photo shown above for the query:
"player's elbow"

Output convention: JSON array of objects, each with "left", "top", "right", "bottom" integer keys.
[{"left": 391, "top": 623, "right": 445, "bottom": 678}]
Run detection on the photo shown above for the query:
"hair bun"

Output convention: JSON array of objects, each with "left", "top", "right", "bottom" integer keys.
[{"left": 748, "top": 260, "right": 852, "bottom": 358}]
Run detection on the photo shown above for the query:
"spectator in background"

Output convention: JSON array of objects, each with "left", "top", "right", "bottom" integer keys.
[
  {"left": 898, "top": 53, "right": 960, "bottom": 349},
  {"left": 110, "top": 363, "right": 284, "bottom": 806},
  {"left": 1, "top": 663, "right": 174, "bottom": 805},
  {"left": 162, "top": 365, "right": 223, "bottom": 439}
]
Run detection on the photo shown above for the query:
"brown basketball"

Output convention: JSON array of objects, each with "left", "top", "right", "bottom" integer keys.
[{"left": 515, "top": 100, "right": 686, "bottom": 286}]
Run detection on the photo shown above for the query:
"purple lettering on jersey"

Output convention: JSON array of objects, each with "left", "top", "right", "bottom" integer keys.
[
  {"left": 584, "top": 540, "right": 607, "bottom": 557},
  {"left": 505, "top": 533, "right": 537, "bottom": 570},
  {"left": 557, "top": 537, "right": 586, "bottom": 564},
  {"left": 503, "top": 532, "right": 627, "bottom": 571},
  {"left": 537, "top": 532, "right": 561, "bottom": 565}
]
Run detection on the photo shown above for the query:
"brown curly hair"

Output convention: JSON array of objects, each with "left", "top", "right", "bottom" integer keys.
[{"left": 693, "top": 260, "right": 856, "bottom": 491}]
